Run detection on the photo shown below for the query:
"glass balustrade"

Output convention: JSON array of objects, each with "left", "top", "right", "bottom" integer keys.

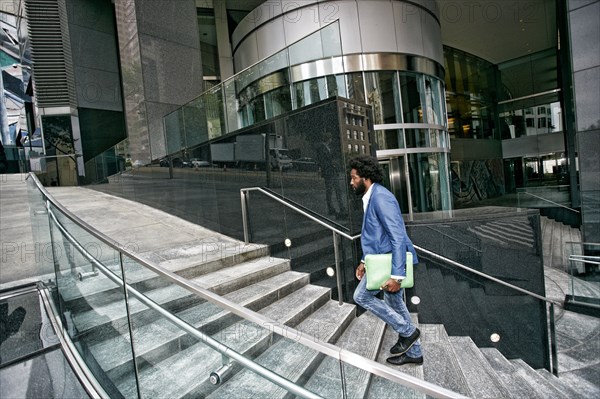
[
  {"left": 565, "top": 242, "right": 600, "bottom": 312},
  {"left": 27, "top": 173, "right": 463, "bottom": 398}
]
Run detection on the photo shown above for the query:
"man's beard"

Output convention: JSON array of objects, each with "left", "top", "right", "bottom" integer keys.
[{"left": 353, "top": 179, "right": 367, "bottom": 196}]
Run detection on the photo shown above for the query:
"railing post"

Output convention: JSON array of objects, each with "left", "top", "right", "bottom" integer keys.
[
  {"left": 241, "top": 190, "right": 250, "bottom": 244},
  {"left": 333, "top": 232, "right": 343, "bottom": 306},
  {"left": 549, "top": 303, "right": 558, "bottom": 376}
]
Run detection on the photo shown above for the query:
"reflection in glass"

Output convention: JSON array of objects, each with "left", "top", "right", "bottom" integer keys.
[
  {"left": 365, "top": 71, "right": 401, "bottom": 125},
  {"left": 48, "top": 204, "right": 138, "bottom": 397},
  {"left": 183, "top": 97, "right": 208, "bottom": 147},
  {"left": 164, "top": 110, "right": 185, "bottom": 155},
  {"left": 408, "top": 152, "right": 450, "bottom": 212},
  {"left": 405, "top": 129, "right": 429, "bottom": 148},
  {"left": 375, "top": 129, "right": 404, "bottom": 150},
  {"left": 399, "top": 74, "right": 423, "bottom": 123},
  {"left": 264, "top": 86, "right": 292, "bottom": 119}
]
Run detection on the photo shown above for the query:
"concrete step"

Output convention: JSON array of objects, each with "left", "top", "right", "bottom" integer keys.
[
  {"left": 509, "top": 359, "right": 569, "bottom": 398},
  {"left": 419, "top": 324, "right": 472, "bottom": 397},
  {"left": 305, "top": 312, "right": 386, "bottom": 398},
  {"left": 448, "top": 336, "right": 511, "bottom": 398},
  {"left": 206, "top": 300, "right": 356, "bottom": 399},
  {"left": 480, "top": 347, "right": 542, "bottom": 398},
  {"left": 114, "top": 283, "right": 333, "bottom": 398},
  {"left": 542, "top": 368, "right": 600, "bottom": 399},
  {"left": 58, "top": 243, "right": 269, "bottom": 311},
  {"left": 89, "top": 271, "right": 310, "bottom": 383},
  {"left": 537, "top": 368, "right": 586, "bottom": 399},
  {"left": 367, "top": 314, "right": 425, "bottom": 399},
  {"left": 70, "top": 256, "right": 291, "bottom": 342}
]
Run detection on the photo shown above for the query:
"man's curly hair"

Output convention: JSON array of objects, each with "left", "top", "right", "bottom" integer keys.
[{"left": 348, "top": 155, "right": 383, "bottom": 183}]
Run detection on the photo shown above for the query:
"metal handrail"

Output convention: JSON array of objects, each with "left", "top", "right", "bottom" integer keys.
[
  {"left": 241, "top": 185, "right": 562, "bottom": 375},
  {"left": 518, "top": 191, "right": 580, "bottom": 214},
  {"left": 516, "top": 185, "right": 571, "bottom": 191},
  {"left": 47, "top": 207, "right": 321, "bottom": 399},
  {"left": 240, "top": 186, "right": 562, "bottom": 308},
  {"left": 240, "top": 187, "right": 361, "bottom": 241},
  {"left": 28, "top": 173, "right": 464, "bottom": 399},
  {"left": 569, "top": 256, "right": 600, "bottom": 266},
  {"left": 241, "top": 187, "right": 360, "bottom": 307}
]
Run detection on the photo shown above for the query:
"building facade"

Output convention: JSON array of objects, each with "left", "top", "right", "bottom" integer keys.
[{"left": 9, "top": 0, "right": 599, "bottom": 241}]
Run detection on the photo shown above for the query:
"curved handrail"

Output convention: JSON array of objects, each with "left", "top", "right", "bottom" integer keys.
[
  {"left": 47, "top": 207, "right": 321, "bottom": 399},
  {"left": 27, "top": 173, "right": 464, "bottom": 399}
]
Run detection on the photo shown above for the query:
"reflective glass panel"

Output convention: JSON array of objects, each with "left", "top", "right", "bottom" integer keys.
[
  {"left": 47, "top": 204, "right": 138, "bottom": 398},
  {"left": 399, "top": 74, "right": 423, "bottom": 123}
]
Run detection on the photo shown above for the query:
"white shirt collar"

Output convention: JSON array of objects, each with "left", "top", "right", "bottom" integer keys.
[{"left": 362, "top": 183, "right": 374, "bottom": 212}]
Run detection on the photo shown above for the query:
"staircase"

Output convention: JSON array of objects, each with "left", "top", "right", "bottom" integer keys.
[
  {"left": 42, "top": 186, "right": 596, "bottom": 397},
  {"left": 56, "top": 247, "right": 590, "bottom": 398}
]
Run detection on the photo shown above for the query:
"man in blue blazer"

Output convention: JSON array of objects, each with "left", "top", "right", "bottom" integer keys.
[{"left": 349, "top": 156, "right": 423, "bottom": 366}]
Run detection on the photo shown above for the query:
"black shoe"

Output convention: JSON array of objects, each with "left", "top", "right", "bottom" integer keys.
[
  {"left": 390, "top": 328, "right": 420, "bottom": 355},
  {"left": 386, "top": 353, "right": 423, "bottom": 366}
]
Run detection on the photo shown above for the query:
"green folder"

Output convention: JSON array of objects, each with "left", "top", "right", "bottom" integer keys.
[{"left": 364, "top": 252, "right": 414, "bottom": 290}]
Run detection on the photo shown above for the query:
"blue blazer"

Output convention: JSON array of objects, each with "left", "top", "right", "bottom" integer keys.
[{"left": 361, "top": 183, "right": 418, "bottom": 277}]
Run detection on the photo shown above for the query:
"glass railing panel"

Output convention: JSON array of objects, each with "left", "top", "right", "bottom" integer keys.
[
  {"left": 258, "top": 48, "right": 289, "bottom": 78},
  {"left": 25, "top": 175, "right": 55, "bottom": 281},
  {"left": 407, "top": 209, "right": 551, "bottom": 370},
  {"left": 517, "top": 185, "right": 574, "bottom": 208},
  {"left": 183, "top": 96, "right": 208, "bottom": 148},
  {"left": 164, "top": 109, "right": 186, "bottom": 155},
  {"left": 47, "top": 203, "right": 139, "bottom": 398},
  {"left": 206, "top": 329, "right": 340, "bottom": 398},
  {"left": 223, "top": 77, "right": 239, "bottom": 133},
  {"left": 565, "top": 242, "right": 600, "bottom": 304},
  {"left": 202, "top": 85, "right": 226, "bottom": 140},
  {"left": 118, "top": 253, "right": 304, "bottom": 397}
]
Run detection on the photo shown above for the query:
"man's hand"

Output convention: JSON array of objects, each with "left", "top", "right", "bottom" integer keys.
[
  {"left": 380, "top": 278, "right": 401, "bottom": 293},
  {"left": 356, "top": 262, "right": 365, "bottom": 280}
]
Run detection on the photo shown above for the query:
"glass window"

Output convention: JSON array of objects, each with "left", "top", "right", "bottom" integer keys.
[
  {"left": 264, "top": 86, "right": 292, "bottom": 119},
  {"left": 347, "top": 73, "right": 365, "bottom": 103},
  {"left": 405, "top": 129, "right": 429, "bottom": 148},
  {"left": 538, "top": 118, "right": 546, "bottom": 128},
  {"left": 346, "top": 129, "right": 351, "bottom": 139},
  {"left": 295, "top": 78, "right": 327, "bottom": 109},
  {"left": 400, "top": 74, "right": 424, "bottom": 123},
  {"left": 424, "top": 77, "right": 444, "bottom": 125},
  {"left": 375, "top": 129, "right": 404, "bottom": 150},
  {"left": 365, "top": 71, "right": 401, "bottom": 124}
]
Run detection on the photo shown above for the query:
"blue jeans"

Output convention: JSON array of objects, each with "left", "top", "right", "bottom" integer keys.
[{"left": 353, "top": 277, "right": 422, "bottom": 358}]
